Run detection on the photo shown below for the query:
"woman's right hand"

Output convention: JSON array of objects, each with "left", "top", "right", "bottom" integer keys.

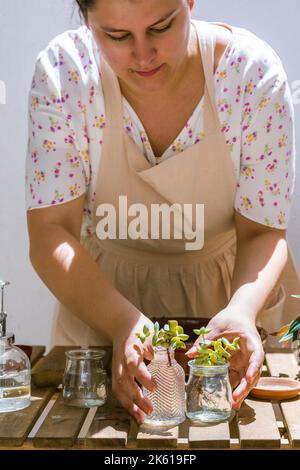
[{"left": 112, "top": 316, "right": 157, "bottom": 424}]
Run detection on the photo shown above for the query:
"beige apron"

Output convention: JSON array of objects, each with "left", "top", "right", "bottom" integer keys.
[{"left": 51, "top": 20, "right": 299, "bottom": 348}]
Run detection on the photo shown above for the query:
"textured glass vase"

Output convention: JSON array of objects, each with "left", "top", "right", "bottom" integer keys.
[
  {"left": 142, "top": 347, "right": 186, "bottom": 426},
  {"left": 186, "top": 361, "right": 232, "bottom": 423}
]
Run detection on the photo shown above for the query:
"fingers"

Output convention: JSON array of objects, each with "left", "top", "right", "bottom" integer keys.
[
  {"left": 114, "top": 376, "right": 153, "bottom": 423},
  {"left": 229, "top": 369, "right": 241, "bottom": 390},
  {"left": 112, "top": 338, "right": 157, "bottom": 425},
  {"left": 185, "top": 340, "right": 201, "bottom": 358},
  {"left": 231, "top": 351, "right": 264, "bottom": 410},
  {"left": 245, "top": 349, "right": 264, "bottom": 386},
  {"left": 126, "top": 353, "right": 157, "bottom": 392},
  {"left": 232, "top": 377, "right": 250, "bottom": 410},
  {"left": 115, "top": 391, "right": 144, "bottom": 424}
]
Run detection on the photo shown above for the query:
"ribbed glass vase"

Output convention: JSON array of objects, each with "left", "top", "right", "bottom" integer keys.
[{"left": 142, "top": 346, "right": 185, "bottom": 426}]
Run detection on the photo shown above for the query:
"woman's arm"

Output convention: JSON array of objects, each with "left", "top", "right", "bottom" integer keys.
[
  {"left": 229, "top": 211, "right": 288, "bottom": 320},
  {"left": 27, "top": 195, "right": 156, "bottom": 423},
  {"left": 27, "top": 194, "right": 140, "bottom": 341},
  {"left": 187, "top": 212, "right": 288, "bottom": 410}
]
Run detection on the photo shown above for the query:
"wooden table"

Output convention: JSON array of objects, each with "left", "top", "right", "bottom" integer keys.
[{"left": 0, "top": 346, "right": 299, "bottom": 450}]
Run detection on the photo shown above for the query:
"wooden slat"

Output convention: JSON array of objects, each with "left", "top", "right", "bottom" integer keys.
[
  {"left": 177, "top": 418, "right": 190, "bottom": 448},
  {"left": 78, "top": 378, "right": 130, "bottom": 448},
  {"left": 136, "top": 424, "right": 179, "bottom": 448},
  {"left": 237, "top": 398, "right": 281, "bottom": 449},
  {"left": 32, "top": 346, "right": 112, "bottom": 448},
  {"left": 265, "top": 352, "right": 300, "bottom": 449},
  {"left": 0, "top": 386, "right": 55, "bottom": 447},
  {"left": 0, "top": 346, "right": 63, "bottom": 447},
  {"left": 33, "top": 393, "right": 89, "bottom": 448},
  {"left": 265, "top": 353, "right": 299, "bottom": 379},
  {"left": 82, "top": 395, "right": 130, "bottom": 448},
  {"left": 280, "top": 398, "right": 300, "bottom": 448},
  {"left": 188, "top": 422, "right": 230, "bottom": 448}
]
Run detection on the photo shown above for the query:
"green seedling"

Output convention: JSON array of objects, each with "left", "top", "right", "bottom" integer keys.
[
  {"left": 192, "top": 328, "right": 240, "bottom": 366},
  {"left": 270, "top": 295, "right": 300, "bottom": 343},
  {"left": 136, "top": 320, "right": 189, "bottom": 366}
]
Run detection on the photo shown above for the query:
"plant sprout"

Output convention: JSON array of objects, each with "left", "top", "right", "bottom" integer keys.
[
  {"left": 136, "top": 320, "right": 189, "bottom": 366},
  {"left": 136, "top": 320, "right": 189, "bottom": 350},
  {"left": 192, "top": 327, "right": 240, "bottom": 366},
  {"left": 271, "top": 295, "right": 300, "bottom": 343}
]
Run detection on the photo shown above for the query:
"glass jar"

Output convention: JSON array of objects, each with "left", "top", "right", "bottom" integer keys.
[
  {"left": 62, "top": 349, "right": 107, "bottom": 408},
  {"left": 142, "top": 346, "right": 185, "bottom": 426},
  {"left": 0, "top": 336, "right": 31, "bottom": 413},
  {"left": 186, "top": 361, "right": 232, "bottom": 423}
]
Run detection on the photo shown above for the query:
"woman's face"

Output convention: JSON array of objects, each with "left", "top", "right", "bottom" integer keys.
[{"left": 87, "top": 0, "right": 195, "bottom": 94}]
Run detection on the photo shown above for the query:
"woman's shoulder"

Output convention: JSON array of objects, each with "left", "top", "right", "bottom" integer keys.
[
  {"left": 216, "top": 22, "right": 287, "bottom": 82},
  {"left": 32, "top": 25, "right": 100, "bottom": 91}
]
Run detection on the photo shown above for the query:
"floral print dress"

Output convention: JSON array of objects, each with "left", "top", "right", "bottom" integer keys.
[{"left": 25, "top": 21, "right": 295, "bottom": 237}]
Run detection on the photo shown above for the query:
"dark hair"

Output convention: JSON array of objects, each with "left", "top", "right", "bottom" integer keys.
[{"left": 75, "top": 0, "right": 95, "bottom": 20}]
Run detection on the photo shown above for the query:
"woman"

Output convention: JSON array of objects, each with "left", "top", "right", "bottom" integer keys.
[{"left": 26, "top": 0, "right": 298, "bottom": 424}]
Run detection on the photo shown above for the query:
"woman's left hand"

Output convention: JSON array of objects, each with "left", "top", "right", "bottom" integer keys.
[{"left": 185, "top": 306, "right": 265, "bottom": 410}]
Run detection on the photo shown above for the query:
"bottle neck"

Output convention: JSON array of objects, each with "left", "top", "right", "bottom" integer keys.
[{"left": 152, "top": 346, "right": 175, "bottom": 363}]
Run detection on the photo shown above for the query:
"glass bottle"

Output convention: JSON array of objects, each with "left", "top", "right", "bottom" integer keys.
[
  {"left": 0, "top": 281, "right": 31, "bottom": 413},
  {"left": 186, "top": 360, "right": 232, "bottom": 423},
  {"left": 142, "top": 346, "right": 185, "bottom": 426},
  {"left": 62, "top": 349, "right": 107, "bottom": 407}
]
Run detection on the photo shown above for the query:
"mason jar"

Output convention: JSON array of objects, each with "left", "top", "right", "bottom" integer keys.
[
  {"left": 186, "top": 360, "right": 232, "bottom": 423},
  {"left": 62, "top": 349, "right": 107, "bottom": 408},
  {"left": 142, "top": 346, "right": 185, "bottom": 426}
]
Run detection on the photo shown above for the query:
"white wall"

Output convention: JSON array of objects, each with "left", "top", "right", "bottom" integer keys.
[{"left": 0, "top": 0, "right": 299, "bottom": 351}]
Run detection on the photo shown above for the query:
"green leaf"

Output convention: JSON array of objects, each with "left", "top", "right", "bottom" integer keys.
[
  {"left": 201, "top": 340, "right": 212, "bottom": 347},
  {"left": 221, "top": 338, "right": 236, "bottom": 351},
  {"left": 177, "top": 326, "right": 184, "bottom": 335},
  {"left": 143, "top": 325, "right": 150, "bottom": 336},
  {"left": 136, "top": 333, "right": 146, "bottom": 343},
  {"left": 289, "top": 320, "right": 300, "bottom": 333},
  {"left": 171, "top": 337, "right": 180, "bottom": 343},
  {"left": 217, "top": 343, "right": 231, "bottom": 359},
  {"left": 168, "top": 320, "right": 178, "bottom": 332},
  {"left": 232, "top": 337, "right": 241, "bottom": 350},
  {"left": 177, "top": 334, "right": 189, "bottom": 341},
  {"left": 193, "top": 327, "right": 212, "bottom": 336},
  {"left": 193, "top": 329, "right": 202, "bottom": 336},
  {"left": 279, "top": 333, "right": 294, "bottom": 343}
]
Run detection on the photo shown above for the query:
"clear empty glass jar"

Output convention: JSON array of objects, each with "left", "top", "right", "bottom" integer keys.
[
  {"left": 62, "top": 349, "right": 107, "bottom": 408},
  {"left": 186, "top": 361, "right": 232, "bottom": 423},
  {"left": 0, "top": 337, "right": 31, "bottom": 413},
  {"left": 142, "top": 346, "right": 185, "bottom": 427}
]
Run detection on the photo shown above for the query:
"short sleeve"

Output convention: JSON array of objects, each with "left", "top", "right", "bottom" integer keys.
[
  {"left": 233, "top": 40, "right": 295, "bottom": 229},
  {"left": 25, "top": 41, "right": 89, "bottom": 210}
]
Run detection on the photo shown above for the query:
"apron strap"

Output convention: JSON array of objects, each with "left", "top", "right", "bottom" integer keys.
[
  {"left": 192, "top": 20, "right": 219, "bottom": 128},
  {"left": 99, "top": 52, "right": 124, "bottom": 129}
]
